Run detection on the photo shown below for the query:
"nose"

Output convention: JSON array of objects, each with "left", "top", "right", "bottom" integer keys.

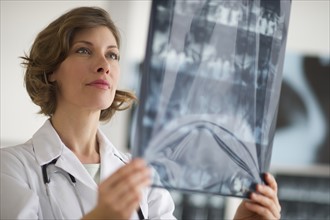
[
  {"left": 95, "top": 56, "right": 110, "bottom": 74},
  {"left": 97, "top": 67, "right": 109, "bottom": 74}
]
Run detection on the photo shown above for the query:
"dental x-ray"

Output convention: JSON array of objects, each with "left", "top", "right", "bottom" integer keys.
[{"left": 131, "top": 0, "right": 291, "bottom": 198}]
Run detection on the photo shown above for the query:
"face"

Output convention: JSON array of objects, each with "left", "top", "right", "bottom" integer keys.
[{"left": 50, "top": 26, "right": 120, "bottom": 114}]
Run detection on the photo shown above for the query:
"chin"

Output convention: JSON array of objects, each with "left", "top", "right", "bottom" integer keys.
[
  {"left": 85, "top": 95, "right": 114, "bottom": 111},
  {"left": 85, "top": 102, "right": 111, "bottom": 112},
  {"left": 102, "top": 101, "right": 113, "bottom": 110},
  {"left": 99, "top": 102, "right": 112, "bottom": 110}
]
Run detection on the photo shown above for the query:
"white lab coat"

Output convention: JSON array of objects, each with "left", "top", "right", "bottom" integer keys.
[{"left": 0, "top": 120, "right": 175, "bottom": 219}]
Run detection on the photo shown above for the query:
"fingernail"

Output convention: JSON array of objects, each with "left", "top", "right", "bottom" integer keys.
[
  {"left": 253, "top": 182, "right": 258, "bottom": 190},
  {"left": 248, "top": 192, "right": 254, "bottom": 200},
  {"left": 260, "top": 172, "right": 267, "bottom": 182}
]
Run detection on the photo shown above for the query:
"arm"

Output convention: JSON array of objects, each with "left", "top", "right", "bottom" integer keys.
[{"left": 234, "top": 173, "right": 281, "bottom": 220}]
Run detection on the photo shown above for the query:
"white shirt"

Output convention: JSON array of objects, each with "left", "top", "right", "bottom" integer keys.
[
  {"left": 83, "top": 163, "right": 101, "bottom": 184},
  {"left": 0, "top": 120, "right": 175, "bottom": 219}
]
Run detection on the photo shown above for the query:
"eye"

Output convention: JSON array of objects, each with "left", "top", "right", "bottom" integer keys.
[
  {"left": 107, "top": 52, "right": 120, "bottom": 61},
  {"left": 76, "top": 47, "right": 91, "bottom": 55}
]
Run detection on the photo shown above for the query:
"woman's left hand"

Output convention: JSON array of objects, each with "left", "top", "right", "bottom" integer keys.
[{"left": 234, "top": 173, "right": 281, "bottom": 220}]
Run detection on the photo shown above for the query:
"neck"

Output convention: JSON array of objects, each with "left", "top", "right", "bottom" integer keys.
[{"left": 51, "top": 108, "right": 101, "bottom": 164}]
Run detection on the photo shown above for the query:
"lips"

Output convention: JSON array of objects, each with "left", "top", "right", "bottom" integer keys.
[{"left": 86, "top": 79, "right": 110, "bottom": 90}]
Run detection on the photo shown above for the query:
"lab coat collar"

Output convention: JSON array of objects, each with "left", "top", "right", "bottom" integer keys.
[
  {"left": 32, "top": 120, "right": 97, "bottom": 191},
  {"left": 97, "top": 128, "right": 129, "bottom": 182},
  {"left": 32, "top": 120, "right": 129, "bottom": 190},
  {"left": 32, "top": 119, "right": 63, "bottom": 166}
]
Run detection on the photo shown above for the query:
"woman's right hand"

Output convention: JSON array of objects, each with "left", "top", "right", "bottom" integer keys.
[{"left": 83, "top": 159, "right": 151, "bottom": 220}]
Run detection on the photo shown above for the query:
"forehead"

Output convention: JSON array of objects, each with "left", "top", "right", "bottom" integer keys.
[{"left": 72, "top": 26, "right": 118, "bottom": 47}]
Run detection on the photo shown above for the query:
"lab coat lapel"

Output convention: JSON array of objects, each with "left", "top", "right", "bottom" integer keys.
[
  {"left": 32, "top": 120, "right": 63, "bottom": 165},
  {"left": 97, "top": 129, "right": 127, "bottom": 181},
  {"left": 33, "top": 120, "right": 97, "bottom": 191},
  {"left": 55, "top": 147, "right": 98, "bottom": 191},
  {"left": 55, "top": 146, "right": 98, "bottom": 215}
]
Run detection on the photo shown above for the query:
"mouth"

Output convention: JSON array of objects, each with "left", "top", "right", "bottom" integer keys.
[{"left": 86, "top": 79, "right": 110, "bottom": 90}]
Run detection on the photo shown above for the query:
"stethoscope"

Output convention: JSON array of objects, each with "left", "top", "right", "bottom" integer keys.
[{"left": 41, "top": 155, "right": 145, "bottom": 220}]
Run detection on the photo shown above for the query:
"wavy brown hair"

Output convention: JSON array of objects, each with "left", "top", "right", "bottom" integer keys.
[{"left": 21, "top": 6, "right": 136, "bottom": 121}]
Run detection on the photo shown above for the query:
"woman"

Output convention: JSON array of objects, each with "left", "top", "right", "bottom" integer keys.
[{"left": 0, "top": 6, "right": 281, "bottom": 220}]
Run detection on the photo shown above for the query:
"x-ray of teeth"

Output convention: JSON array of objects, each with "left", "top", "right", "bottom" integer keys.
[{"left": 131, "top": 0, "right": 291, "bottom": 198}]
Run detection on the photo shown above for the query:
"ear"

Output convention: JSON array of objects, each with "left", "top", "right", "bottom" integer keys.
[{"left": 48, "top": 72, "right": 56, "bottom": 82}]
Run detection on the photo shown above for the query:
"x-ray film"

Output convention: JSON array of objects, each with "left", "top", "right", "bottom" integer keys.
[{"left": 131, "top": 0, "right": 291, "bottom": 197}]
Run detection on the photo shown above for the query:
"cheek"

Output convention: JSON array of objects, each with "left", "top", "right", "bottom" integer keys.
[
  {"left": 56, "top": 61, "right": 86, "bottom": 81},
  {"left": 52, "top": 66, "right": 85, "bottom": 96},
  {"left": 112, "top": 66, "right": 121, "bottom": 86}
]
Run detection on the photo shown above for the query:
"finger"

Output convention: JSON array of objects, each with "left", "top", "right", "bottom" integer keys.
[
  {"left": 113, "top": 167, "right": 151, "bottom": 201},
  {"left": 264, "top": 173, "right": 278, "bottom": 193},
  {"left": 112, "top": 174, "right": 150, "bottom": 217},
  {"left": 257, "top": 183, "right": 281, "bottom": 212},
  {"left": 245, "top": 201, "right": 280, "bottom": 219},
  {"left": 250, "top": 191, "right": 280, "bottom": 219},
  {"left": 111, "top": 159, "right": 148, "bottom": 185},
  {"left": 103, "top": 165, "right": 151, "bottom": 202},
  {"left": 98, "top": 165, "right": 151, "bottom": 216},
  {"left": 257, "top": 184, "right": 277, "bottom": 202},
  {"left": 101, "top": 158, "right": 148, "bottom": 187},
  {"left": 98, "top": 159, "right": 150, "bottom": 204},
  {"left": 113, "top": 186, "right": 143, "bottom": 214},
  {"left": 260, "top": 174, "right": 282, "bottom": 212}
]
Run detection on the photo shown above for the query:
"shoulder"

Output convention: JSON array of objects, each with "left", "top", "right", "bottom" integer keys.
[
  {"left": 0, "top": 140, "right": 37, "bottom": 181},
  {"left": 1, "top": 140, "right": 35, "bottom": 164}
]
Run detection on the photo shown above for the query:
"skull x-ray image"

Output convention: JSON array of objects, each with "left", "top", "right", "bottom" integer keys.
[{"left": 131, "top": 0, "right": 291, "bottom": 197}]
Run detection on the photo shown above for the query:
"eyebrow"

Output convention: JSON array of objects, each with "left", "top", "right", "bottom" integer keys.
[{"left": 73, "top": 40, "right": 118, "bottom": 49}]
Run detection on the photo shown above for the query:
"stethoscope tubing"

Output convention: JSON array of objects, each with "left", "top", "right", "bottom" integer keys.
[{"left": 42, "top": 158, "right": 86, "bottom": 218}]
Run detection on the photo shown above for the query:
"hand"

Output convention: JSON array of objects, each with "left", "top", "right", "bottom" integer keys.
[
  {"left": 234, "top": 173, "right": 281, "bottom": 220},
  {"left": 83, "top": 159, "right": 151, "bottom": 220}
]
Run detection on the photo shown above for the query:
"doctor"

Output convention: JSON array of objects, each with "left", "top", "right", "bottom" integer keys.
[{"left": 0, "top": 6, "right": 281, "bottom": 220}]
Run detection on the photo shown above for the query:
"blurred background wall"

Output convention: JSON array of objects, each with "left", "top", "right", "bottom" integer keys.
[{"left": 1, "top": 1, "right": 329, "bottom": 219}]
